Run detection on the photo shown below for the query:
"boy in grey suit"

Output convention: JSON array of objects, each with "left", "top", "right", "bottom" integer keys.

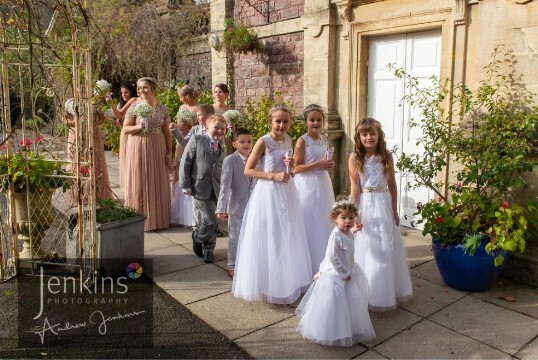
[
  {"left": 216, "top": 128, "right": 256, "bottom": 278},
  {"left": 180, "top": 115, "right": 227, "bottom": 263}
]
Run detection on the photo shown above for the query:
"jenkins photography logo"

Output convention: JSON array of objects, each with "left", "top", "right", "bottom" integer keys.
[{"left": 18, "top": 260, "right": 153, "bottom": 349}]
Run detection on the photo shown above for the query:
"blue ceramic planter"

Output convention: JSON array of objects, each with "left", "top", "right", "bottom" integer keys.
[{"left": 431, "top": 238, "right": 508, "bottom": 292}]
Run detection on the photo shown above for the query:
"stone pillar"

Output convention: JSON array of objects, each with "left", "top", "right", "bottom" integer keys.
[
  {"left": 302, "top": 0, "right": 345, "bottom": 193},
  {"left": 209, "top": 0, "right": 233, "bottom": 88}
]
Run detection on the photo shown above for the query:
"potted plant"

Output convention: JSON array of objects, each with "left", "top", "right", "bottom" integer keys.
[
  {"left": 222, "top": 18, "right": 263, "bottom": 55},
  {"left": 0, "top": 137, "right": 72, "bottom": 260},
  {"left": 392, "top": 49, "right": 538, "bottom": 291},
  {"left": 66, "top": 198, "right": 145, "bottom": 276}
]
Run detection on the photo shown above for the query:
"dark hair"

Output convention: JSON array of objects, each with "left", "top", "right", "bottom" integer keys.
[
  {"left": 197, "top": 104, "right": 215, "bottom": 116},
  {"left": 214, "top": 83, "right": 229, "bottom": 94},
  {"left": 232, "top": 127, "right": 252, "bottom": 141},
  {"left": 303, "top": 104, "right": 325, "bottom": 121},
  {"left": 329, "top": 194, "right": 358, "bottom": 221},
  {"left": 119, "top": 83, "right": 136, "bottom": 108}
]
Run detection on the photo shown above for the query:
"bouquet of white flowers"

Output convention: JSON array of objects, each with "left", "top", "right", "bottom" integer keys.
[
  {"left": 176, "top": 107, "right": 196, "bottom": 124},
  {"left": 65, "top": 98, "right": 76, "bottom": 116},
  {"left": 222, "top": 109, "right": 243, "bottom": 125},
  {"left": 93, "top": 79, "right": 112, "bottom": 105},
  {"left": 134, "top": 103, "right": 154, "bottom": 135}
]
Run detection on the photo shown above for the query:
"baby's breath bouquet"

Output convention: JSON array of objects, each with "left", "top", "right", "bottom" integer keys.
[
  {"left": 223, "top": 109, "right": 243, "bottom": 138},
  {"left": 176, "top": 107, "right": 196, "bottom": 125},
  {"left": 93, "top": 79, "right": 112, "bottom": 105},
  {"left": 222, "top": 110, "right": 243, "bottom": 125},
  {"left": 134, "top": 102, "right": 154, "bottom": 135}
]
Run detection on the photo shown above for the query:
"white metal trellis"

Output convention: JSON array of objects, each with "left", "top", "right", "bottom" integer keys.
[{"left": 0, "top": 2, "right": 98, "bottom": 281}]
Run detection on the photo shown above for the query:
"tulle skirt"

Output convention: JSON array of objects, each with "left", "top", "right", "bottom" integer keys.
[
  {"left": 294, "top": 170, "right": 335, "bottom": 274},
  {"left": 171, "top": 183, "right": 193, "bottom": 226},
  {"left": 296, "top": 264, "right": 376, "bottom": 346},
  {"left": 232, "top": 178, "right": 312, "bottom": 304},
  {"left": 354, "top": 192, "right": 413, "bottom": 311}
]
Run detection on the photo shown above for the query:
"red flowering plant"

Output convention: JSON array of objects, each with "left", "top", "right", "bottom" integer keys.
[
  {"left": 393, "top": 48, "right": 538, "bottom": 266},
  {"left": 0, "top": 135, "right": 71, "bottom": 193}
]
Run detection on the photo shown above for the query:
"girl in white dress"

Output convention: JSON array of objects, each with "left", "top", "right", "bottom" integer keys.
[
  {"left": 232, "top": 104, "right": 312, "bottom": 304},
  {"left": 293, "top": 104, "right": 335, "bottom": 274},
  {"left": 170, "top": 119, "right": 194, "bottom": 227},
  {"left": 296, "top": 197, "right": 375, "bottom": 346},
  {"left": 349, "top": 117, "right": 413, "bottom": 311}
]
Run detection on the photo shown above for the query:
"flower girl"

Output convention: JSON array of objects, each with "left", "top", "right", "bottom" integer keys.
[
  {"left": 293, "top": 104, "right": 335, "bottom": 274},
  {"left": 232, "top": 104, "right": 312, "bottom": 304},
  {"left": 296, "top": 197, "right": 375, "bottom": 346}
]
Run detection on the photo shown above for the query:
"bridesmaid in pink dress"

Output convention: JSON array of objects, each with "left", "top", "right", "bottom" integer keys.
[
  {"left": 123, "top": 77, "right": 173, "bottom": 231},
  {"left": 109, "top": 83, "right": 138, "bottom": 194},
  {"left": 172, "top": 84, "right": 199, "bottom": 185},
  {"left": 64, "top": 101, "right": 113, "bottom": 206}
]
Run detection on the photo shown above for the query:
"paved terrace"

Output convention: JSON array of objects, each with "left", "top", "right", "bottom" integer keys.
[{"left": 106, "top": 151, "right": 538, "bottom": 359}]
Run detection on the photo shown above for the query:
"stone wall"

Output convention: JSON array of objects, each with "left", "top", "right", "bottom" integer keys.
[
  {"left": 174, "top": 36, "right": 212, "bottom": 89},
  {"left": 234, "top": 32, "right": 304, "bottom": 111},
  {"left": 234, "top": 0, "right": 305, "bottom": 26}
]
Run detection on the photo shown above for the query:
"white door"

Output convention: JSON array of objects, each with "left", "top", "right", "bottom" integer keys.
[{"left": 367, "top": 30, "right": 441, "bottom": 228}]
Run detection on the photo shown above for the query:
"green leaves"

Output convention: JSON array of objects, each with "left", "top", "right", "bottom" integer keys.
[{"left": 393, "top": 48, "right": 537, "bottom": 259}]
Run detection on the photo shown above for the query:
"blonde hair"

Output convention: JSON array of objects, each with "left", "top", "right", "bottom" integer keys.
[
  {"left": 137, "top": 77, "right": 158, "bottom": 93},
  {"left": 353, "top": 118, "right": 391, "bottom": 177},
  {"left": 206, "top": 114, "right": 227, "bottom": 126},
  {"left": 178, "top": 84, "right": 200, "bottom": 99}
]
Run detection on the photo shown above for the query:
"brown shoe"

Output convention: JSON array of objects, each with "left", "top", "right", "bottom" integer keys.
[{"left": 227, "top": 269, "right": 234, "bottom": 279}]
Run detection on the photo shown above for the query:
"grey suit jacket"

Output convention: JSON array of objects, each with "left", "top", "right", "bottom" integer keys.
[
  {"left": 216, "top": 151, "right": 257, "bottom": 216},
  {"left": 179, "top": 134, "right": 225, "bottom": 200}
]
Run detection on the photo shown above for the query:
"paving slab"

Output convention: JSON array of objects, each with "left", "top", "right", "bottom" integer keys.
[
  {"left": 516, "top": 336, "right": 538, "bottom": 359},
  {"left": 403, "top": 235, "right": 433, "bottom": 268},
  {"left": 186, "top": 292, "right": 295, "bottom": 340},
  {"left": 356, "top": 349, "right": 389, "bottom": 359},
  {"left": 400, "top": 276, "right": 467, "bottom": 317},
  {"left": 429, "top": 295, "right": 538, "bottom": 355},
  {"left": 363, "top": 308, "right": 421, "bottom": 347},
  {"left": 145, "top": 245, "right": 206, "bottom": 277},
  {"left": 153, "top": 264, "right": 231, "bottom": 304},
  {"left": 374, "top": 319, "right": 510, "bottom": 359},
  {"left": 471, "top": 278, "right": 538, "bottom": 319},
  {"left": 157, "top": 226, "right": 193, "bottom": 245},
  {"left": 143, "top": 231, "right": 177, "bottom": 252},
  {"left": 234, "top": 316, "right": 366, "bottom": 359},
  {"left": 410, "top": 259, "right": 445, "bottom": 286}
]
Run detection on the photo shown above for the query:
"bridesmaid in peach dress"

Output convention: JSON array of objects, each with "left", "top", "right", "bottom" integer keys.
[
  {"left": 64, "top": 100, "right": 113, "bottom": 206},
  {"left": 172, "top": 84, "right": 199, "bottom": 185},
  {"left": 109, "top": 83, "right": 138, "bottom": 194},
  {"left": 212, "top": 83, "right": 231, "bottom": 115},
  {"left": 123, "top": 77, "right": 173, "bottom": 231}
]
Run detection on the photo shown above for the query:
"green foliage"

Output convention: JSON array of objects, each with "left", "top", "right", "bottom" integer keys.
[
  {"left": 222, "top": 18, "right": 263, "bottom": 55},
  {"left": 101, "top": 121, "right": 121, "bottom": 154},
  {"left": 157, "top": 88, "right": 183, "bottom": 121},
  {"left": 96, "top": 198, "right": 140, "bottom": 224},
  {"left": 198, "top": 89, "right": 214, "bottom": 105},
  {"left": 393, "top": 48, "right": 538, "bottom": 265},
  {"left": 243, "top": 92, "right": 305, "bottom": 144},
  {"left": 0, "top": 149, "right": 71, "bottom": 193}
]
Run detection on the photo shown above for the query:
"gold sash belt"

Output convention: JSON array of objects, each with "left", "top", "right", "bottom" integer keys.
[{"left": 362, "top": 185, "right": 388, "bottom": 193}]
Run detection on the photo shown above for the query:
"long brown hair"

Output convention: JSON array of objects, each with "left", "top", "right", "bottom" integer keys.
[{"left": 353, "top": 118, "right": 391, "bottom": 176}]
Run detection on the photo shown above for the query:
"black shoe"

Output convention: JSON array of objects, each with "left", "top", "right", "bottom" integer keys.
[
  {"left": 203, "top": 251, "right": 214, "bottom": 263},
  {"left": 192, "top": 231, "right": 203, "bottom": 257},
  {"left": 216, "top": 228, "right": 227, "bottom": 237}
]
